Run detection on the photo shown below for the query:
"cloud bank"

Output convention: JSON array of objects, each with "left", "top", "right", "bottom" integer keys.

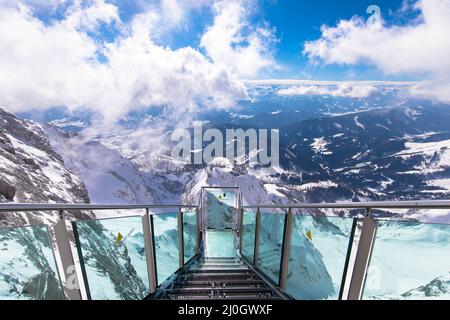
[
  {"left": 277, "top": 83, "right": 378, "bottom": 98},
  {"left": 200, "top": 0, "right": 277, "bottom": 78},
  {"left": 304, "top": 0, "right": 450, "bottom": 103},
  {"left": 0, "top": 0, "right": 275, "bottom": 123}
]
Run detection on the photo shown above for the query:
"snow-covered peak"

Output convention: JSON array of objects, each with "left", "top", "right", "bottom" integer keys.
[
  {"left": 0, "top": 108, "right": 91, "bottom": 226},
  {"left": 182, "top": 162, "right": 290, "bottom": 207},
  {"left": 207, "top": 157, "right": 233, "bottom": 170}
]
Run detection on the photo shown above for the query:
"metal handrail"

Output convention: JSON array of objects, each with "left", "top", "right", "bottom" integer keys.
[
  {"left": 3, "top": 199, "right": 448, "bottom": 213},
  {"left": 0, "top": 203, "right": 198, "bottom": 212},
  {"left": 242, "top": 200, "right": 450, "bottom": 209}
]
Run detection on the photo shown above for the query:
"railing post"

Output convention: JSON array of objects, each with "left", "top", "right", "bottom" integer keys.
[
  {"left": 195, "top": 207, "right": 201, "bottom": 254},
  {"left": 347, "top": 208, "right": 378, "bottom": 300},
  {"left": 177, "top": 208, "right": 185, "bottom": 268},
  {"left": 142, "top": 209, "right": 157, "bottom": 293},
  {"left": 338, "top": 218, "right": 358, "bottom": 300},
  {"left": 279, "top": 208, "right": 294, "bottom": 291},
  {"left": 239, "top": 208, "right": 244, "bottom": 255},
  {"left": 253, "top": 207, "right": 261, "bottom": 266},
  {"left": 52, "top": 210, "right": 82, "bottom": 300}
]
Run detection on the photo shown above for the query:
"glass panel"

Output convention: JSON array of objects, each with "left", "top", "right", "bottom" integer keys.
[
  {"left": 0, "top": 225, "right": 64, "bottom": 300},
  {"left": 363, "top": 220, "right": 450, "bottom": 300},
  {"left": 241, "top": 210, "right": 256, "bottom": 262},
  {"left": 183, "top": 211, "right": 197, "bottom": 262},
  {"left": 258, "top": 212, "right": 286, "bottom": 284},
  {"left": 152, "top": 213, "right": 179, "bottom": 285},
  {"left": 286, "top": 214, "right": 355, "bottom": 300},
  {"left": 74, "top": 215, "right": 149, "bottom": 300},
  {"left": 205, "top": 189, "right": 236, "bottom": 229},
  {"left": 204, "top": 230, "right": 237, "bottom": 258}
]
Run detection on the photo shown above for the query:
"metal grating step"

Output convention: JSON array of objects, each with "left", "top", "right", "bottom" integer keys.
[
  {"left": 200, "top": 257, "right": 241, "bottom": 260},
  {"left": 198, "top": 260, "right": 245, "bottom": 266},
  {"left": 188, "top": 266, "right": 248, "bottom": 271},
  {"left": 178, "top": 273, "right": 261, "bottom": 282},
  {"left": 173, "top": 279, "right": 267, "bottom": 289},
  {"left": 152, "top": 256, "right": 286, "bottom": 300},
  {"left": 161, "top": 288, "right": 279, "bottom": 300},
  {"left": 184, "top": 269, "right": 253, "bottom": 274}
]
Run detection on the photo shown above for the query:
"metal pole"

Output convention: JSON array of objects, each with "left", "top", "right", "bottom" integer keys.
[
  {"left": 338, "top": 218, "right": 358, "bottom": 300},
  {"left": 177, "top": 208, "right": 185, "bottom": 268},
  {"left": 347, "top": 208, "right": 378, "bottom": 300},
  {"left": 52, "top": 210, "right": 82, "bottom": 300},
  {"left": 253, "top": 207, "right": 261, "bottom": 266},
  {"left": 279, "top": 208, "right": 294, "bottom": 291},
  {"left": 200, "top": 187, "right": 204, "bottom": 230},
  {"left": 237, "top": 191, "right": 244, "bottom": 255},
  {"left": 195, "top": 207, "right": 201, "bottom": 254},
  {"left": 239, "top": 208, "right": 244, "bottom": 255},
  {"left": 142, "top": 209, "right": 157, "bottom": 293}
]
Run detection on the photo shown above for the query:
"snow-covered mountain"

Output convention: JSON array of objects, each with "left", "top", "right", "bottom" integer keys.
[
  {"left": 403, "top": 273, "right": 450, "bottom": 299},
  {"left": 283, "top": 104, "right": 450, "bottom": 198},
  {"left": 0, "top": 107, "right": 95, "bottom": 300},
  {"left": 44, "top": 125, "right": 193, "bottom": 206},
  {"left": 0, "top": 108, "right": 90, "bottom": 226},
  {"left": 0, "top": 224, "right": 65, "bottom": 299},
  {"left": 14, "top": 82, "right": 449, "bottom": 217}
]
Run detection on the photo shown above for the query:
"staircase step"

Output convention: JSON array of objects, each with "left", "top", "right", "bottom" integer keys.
[
  {"left": 200, "top": 258, "right": 241, "bottom": 262},
  {"left": 179, "top": 273, "right": 260, "bottom": 282},
  {"left": 189, "top": 266, "right": 247, "bottom": 271},
  {"left": 152, "top": 256, "right": 285, "bottom": 300},
  {"left": 198, "top": 260, "right": 243, "bottom": 266},
  {"left": 185, "top": 269, "right": 253, "bottom": 275},
  {"left": 173, "top": 279, "right": 267, "bottom": 289},
  {"left": 161, "top": 288, "right": 279, "bottom": 300}
]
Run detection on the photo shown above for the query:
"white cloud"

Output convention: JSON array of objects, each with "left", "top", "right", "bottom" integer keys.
[
  {"left": 159, "top": 0, "right": 211, "bottom": 28},
  {"left": 200, "top": 0, "right": 277, "bottom": 78},
  {"left": 277, "top": 83, "right": 378, "bottom": 98},
  {"left": 64, "top": 0, "right": 120, "bottom": 31},
  {"left": 0, "top": 1, "right": 249, "bottom": 123},
  {"left": 304, "top": 0, "right": 450, "bottom": 103}
]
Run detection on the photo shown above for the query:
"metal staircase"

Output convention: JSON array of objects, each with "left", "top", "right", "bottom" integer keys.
[{"left": 152, "top": 257, "right": 285, "bottom": 300}]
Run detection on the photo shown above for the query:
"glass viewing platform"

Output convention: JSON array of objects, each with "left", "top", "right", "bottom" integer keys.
[{"left": 1, "top": 187, "right": 450, "bottom": 300}]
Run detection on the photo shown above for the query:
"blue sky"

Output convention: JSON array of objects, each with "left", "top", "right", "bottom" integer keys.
[
  {"left": 258, "top": 0, "right": 412, "bottom": 80},
  {"left": 99, "top": 0, "right": 414, "bottom": 81},
  {"left": 33, "top": 0, "right": 414, "bottom": 81}
]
